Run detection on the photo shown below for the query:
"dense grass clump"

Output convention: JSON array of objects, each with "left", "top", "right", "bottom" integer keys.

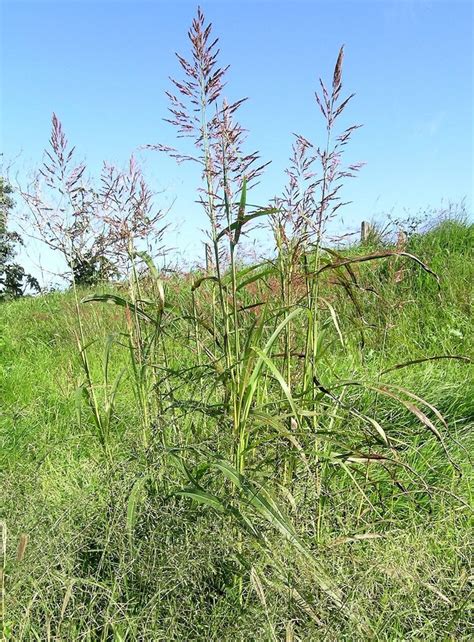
[
  {"left": 1, "top": 8, "right": 473, "bottom": 640},
  {"left": 1, "top": 219, "right": 472, "bottom": 640}
]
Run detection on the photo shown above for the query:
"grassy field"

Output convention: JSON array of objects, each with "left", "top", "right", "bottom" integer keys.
[{"left": 1, "top": 218, "right": 473, "bottom": 640}]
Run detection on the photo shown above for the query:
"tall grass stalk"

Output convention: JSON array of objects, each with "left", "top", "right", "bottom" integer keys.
[
  {"left": 141, "top": 9, "right": 459, "bottom": 618},
  {"left": 149, "top": 8, "right": 272, "bottom": 479}
]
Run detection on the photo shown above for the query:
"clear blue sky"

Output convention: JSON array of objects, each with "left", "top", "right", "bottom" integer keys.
[{"left": 1, "top": 0, "right": 472, "bottom": 278}]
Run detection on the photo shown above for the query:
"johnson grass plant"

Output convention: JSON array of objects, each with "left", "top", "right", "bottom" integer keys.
[{"left": 1, "top": 8, "right": 473, "bottom": 640}]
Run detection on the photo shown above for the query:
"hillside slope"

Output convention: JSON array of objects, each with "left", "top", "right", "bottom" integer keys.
[{"left": 1, "top": 220, "right": 473, "bottom": 640}]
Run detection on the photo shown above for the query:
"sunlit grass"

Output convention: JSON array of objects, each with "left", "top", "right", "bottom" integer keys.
[{"left": 1, "top": 218, "right": 472, "bottom": 640}]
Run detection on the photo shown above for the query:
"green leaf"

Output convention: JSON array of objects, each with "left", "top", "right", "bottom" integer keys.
[
  {"left": 315, "top": 250, "right": 440, "bottom": 287},
  {"left": 236, "top": 265, "right": 275, "bottom": 291},
  {"left": 211, "top": 458, "right": 342, "bottom": 605},
  {"left": 82, "top": 293, "right": 157, "bottom": 324},
  {"left": 191, "top": 275, "right": 219, "bottom": 292},
  {"left": 252, "top": 348, "right": 300, "bottom": 421},
  {"left": 132, "top": 250, "right": 159, "bottom": 280},
  {"left": 216, "top": 208, "right": 278, "bottom": 243},
  {"left": 126, "top": 475, "right": 149, "bottom": 550},
  {"left": 233, "top": 177, "right": 247, "bottom": 245},
  {"left": 240, "top": 307, "right": 305, "bottom": 424},
  {"left": 175, "top": 487, "right": 227, "bottom": 512}
]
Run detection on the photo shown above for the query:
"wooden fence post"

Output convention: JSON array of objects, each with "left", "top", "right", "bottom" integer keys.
[
  {"left": 397, "top": 229, "right": 408, "bottom": 248},
  {"left": 360, "top": 220, "right": 372, "bottom": 243}
]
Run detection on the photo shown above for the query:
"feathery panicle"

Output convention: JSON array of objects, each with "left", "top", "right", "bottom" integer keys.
[
  {"left": 21, "top": 113, "right": 98, "bottom": 271},
  {"left": 99, "top": 156, "right": 167, "bottom": 268},
  {"left": 22, "top": 115, "right": 167, "bottom": 282},
  {"left": 332, "top": 45, "right": 344, "bottom": 97},
  {"left": 278, "top": 45, "right": 363, "bottom": 247},
  {"left": 147, "top": 7, "right": 267, "bottom": 234}
]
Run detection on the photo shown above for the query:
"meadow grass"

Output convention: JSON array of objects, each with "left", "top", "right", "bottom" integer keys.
[
  {"left": 2, "top": 9, "right": 473, "bottom": 640},
  {"left": 1, "top": 218, "right": 472, "bottom": 640}
]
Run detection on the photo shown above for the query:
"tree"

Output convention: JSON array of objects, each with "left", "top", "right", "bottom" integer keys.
[{"left": 0, "top": 177, "right": 39, "bottom": 300}]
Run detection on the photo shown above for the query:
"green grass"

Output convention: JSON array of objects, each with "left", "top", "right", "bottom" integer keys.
[{"left": 1, "top": 219, "right": 473, "bottom": 640}]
